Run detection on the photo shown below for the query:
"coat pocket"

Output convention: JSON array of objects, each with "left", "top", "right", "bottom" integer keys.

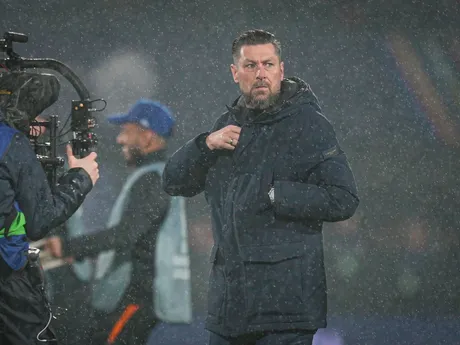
[
  {"left": 229, "top": 172, "right": 274, "bottom": 230},
  {"left": 240, "top": 242, "right": 306, "bottom": 322}
]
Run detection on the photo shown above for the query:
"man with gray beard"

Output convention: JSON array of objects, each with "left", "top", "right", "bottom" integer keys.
[{"left": 163, "top": 29, "right": 360, "bottom": 345}]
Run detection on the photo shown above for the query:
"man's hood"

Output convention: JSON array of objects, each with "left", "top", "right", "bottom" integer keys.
[
  {"left": 227, "top": 77, "right": 321, "bottom": 125},
  {"left": 0, "top": 71, "right": 60, "bottom": 132}
]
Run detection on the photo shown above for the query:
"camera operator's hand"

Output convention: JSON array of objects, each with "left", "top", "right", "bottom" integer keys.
[
  {"left": 206, "top": 125, "right": 241, "bottom": 150},
  {"left": 66, "top": 144, "right": 99, "bottom": 186}
]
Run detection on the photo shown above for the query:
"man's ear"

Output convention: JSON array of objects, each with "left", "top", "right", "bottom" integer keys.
[{"left": 230, "top": 64, "right": 239, "bottom": 83}]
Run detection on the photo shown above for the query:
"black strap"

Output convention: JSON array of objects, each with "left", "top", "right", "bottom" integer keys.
[{"left": 3, "top": 205, "right": 18, "bottom": 239}]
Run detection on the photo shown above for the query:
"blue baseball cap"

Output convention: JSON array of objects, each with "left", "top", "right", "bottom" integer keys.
[{"left": 107, "top": 99, "right": 175, "bottom": 137}]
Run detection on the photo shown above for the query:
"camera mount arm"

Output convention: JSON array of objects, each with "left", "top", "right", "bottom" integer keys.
[{"left": 0, "top": 31, "right": 106, "bottom": 186}]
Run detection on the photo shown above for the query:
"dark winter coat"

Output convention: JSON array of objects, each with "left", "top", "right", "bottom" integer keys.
[{"left": 162, "top": 77, "right": 359, "bottom": 337}]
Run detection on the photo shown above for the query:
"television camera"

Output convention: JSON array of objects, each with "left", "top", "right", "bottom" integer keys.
[{"left": 0, "top": 31, "right": 106, "bottom": 187}]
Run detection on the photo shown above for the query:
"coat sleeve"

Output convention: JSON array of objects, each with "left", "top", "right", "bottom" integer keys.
[
  {"left": 162, "top": 115, "right": 226, "bottom": 197},
  {"left": 273, "top": 110, "right": 359, "bottom": 222},
  {"left": 62, "top": 171, "right": 170, "bottom": 259},
  {"left": 5, "top": 132, "right": 93, "bottom": 241}
]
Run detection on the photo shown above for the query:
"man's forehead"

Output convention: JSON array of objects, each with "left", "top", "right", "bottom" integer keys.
[{"left": 239, "top": 44, "right": 278, "bottom": 61}]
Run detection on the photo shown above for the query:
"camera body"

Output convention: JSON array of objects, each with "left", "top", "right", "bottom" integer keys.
[{"left": 0, "top": 31, "right": 105, "bottom": 186}]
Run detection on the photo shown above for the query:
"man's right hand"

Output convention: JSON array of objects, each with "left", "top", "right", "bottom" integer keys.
[
  {"left": 206, "top": 125, "right": 241, "bottom": 150},
  {"left": 66, "top": 144, "right": 100, "bottom": 186}
]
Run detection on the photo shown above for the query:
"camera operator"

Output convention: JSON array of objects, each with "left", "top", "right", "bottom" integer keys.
[{"left": 0, "top": 71, "right": 99, "bottom": 345}]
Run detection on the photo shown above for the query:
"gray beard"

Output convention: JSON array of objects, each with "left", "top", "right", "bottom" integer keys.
[{"left": 242, "top": 90, "right": 280, "bottom": 110}]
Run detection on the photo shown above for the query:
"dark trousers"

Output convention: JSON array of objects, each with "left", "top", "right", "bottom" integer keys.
[
  {"left": 209, "top": 330, "right": 317, "bottom": 345},
  {"left": 0, "top": 258, "right": 57, "bottom": 345},
  {"left": 85, "top": 286, "right": 157, "bottom": 345}
]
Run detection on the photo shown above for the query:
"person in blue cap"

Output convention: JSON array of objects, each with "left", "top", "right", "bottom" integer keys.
[
  {"left": 108, "top": 99, "right": 175, "bottom": 166},
  {"left": 44, "top": 99, "right": 191, "bottom": 345}
]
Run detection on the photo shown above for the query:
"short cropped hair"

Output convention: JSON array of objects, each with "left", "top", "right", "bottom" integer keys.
[{"left": 231, "top": 29, "right": 282, "bottom": 63}]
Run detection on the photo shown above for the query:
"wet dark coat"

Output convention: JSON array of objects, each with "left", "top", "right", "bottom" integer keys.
[
  {"left": 0, "top": 110, "right": 93, "bottom": 344},
  {"left": 0, "top": 115, "right": 92, "bottom": 242},
  {"left": 163, "top": 77, "right": 359, "bottom": 337}
]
